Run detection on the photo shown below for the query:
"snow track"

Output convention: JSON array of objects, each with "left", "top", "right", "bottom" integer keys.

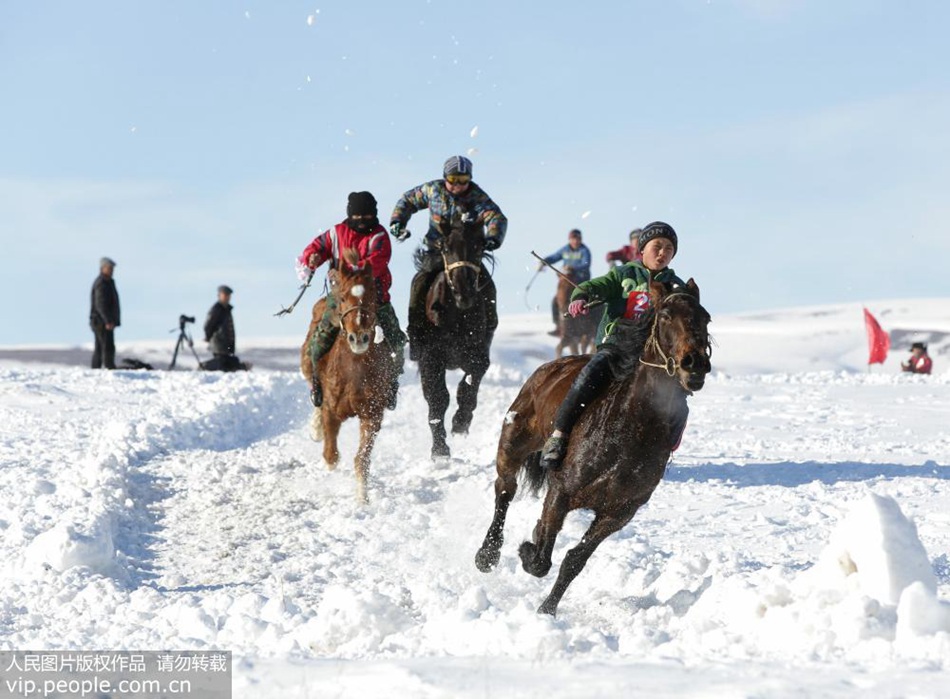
[{"left": 2, "top": 318, "right": 950, "bottom": 696}]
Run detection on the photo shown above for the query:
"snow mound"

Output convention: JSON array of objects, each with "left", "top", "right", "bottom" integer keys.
[
  {"left": 815, "top": 493, "right": 936, "bottom": 605},
  {"left": 25, "top": 518, "right": 115, "bottom": 576}
]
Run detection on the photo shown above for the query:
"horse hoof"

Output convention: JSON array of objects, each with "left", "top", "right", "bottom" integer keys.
[
  {"left": 431, "top": 442, "right": 451, "bottom": 460},
  {"left": 518, "top": 541, "right": 551, "bottom": 578},
  {"left": 475, "top": 546, "right": 500, "bottom": 573},
  {"left": 537, "top": 599, "right": 558, "bottom": 616}
]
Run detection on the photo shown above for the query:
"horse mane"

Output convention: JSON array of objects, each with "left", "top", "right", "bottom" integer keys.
[{"left": 599, "top": 308, "right": 656, "bottom": 378}]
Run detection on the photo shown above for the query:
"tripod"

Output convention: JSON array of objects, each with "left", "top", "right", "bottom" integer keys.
[{"left": 168, "top": 319, "right": 205, "bottom": 370}]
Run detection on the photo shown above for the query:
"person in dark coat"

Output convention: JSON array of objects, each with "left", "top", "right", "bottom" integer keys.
[
  {"left": 89, "top": 257, "right": 120, "bottom": 369},
  {"left": 203, "top": 285, "right": 246, "bottom": 371}
]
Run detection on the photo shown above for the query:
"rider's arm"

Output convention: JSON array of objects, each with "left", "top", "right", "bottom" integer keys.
[
  {"left": 390, "top": 182, "right": 432, "bottom": 226},
  {"left": 577, "top": 245, "right": 592, "bottom": 271},
  {"left": 470, "top": 185, "right": 507, "bottom": 249},
  {"left": 298, "top": 230, "right": 333, "bottom": 269},
  {"left": 542, "top": 245, "right": 568, "bottom": 266},
  {"left": 572, "top": 265, "right": 624, "bottom": 302}
]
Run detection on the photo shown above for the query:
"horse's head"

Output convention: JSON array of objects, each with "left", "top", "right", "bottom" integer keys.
[
  {"left": 328, "top": 248, "right": 378, "bottom": 355},
  {"left": 645, "top": 279, "right": 712, "bottom": 392},
  {"left": 432, "top": 214, "right": 486, "bottom": 311}
]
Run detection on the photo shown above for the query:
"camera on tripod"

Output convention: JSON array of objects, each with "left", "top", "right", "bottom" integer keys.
[{"left": 169, "top": 313, "right": 203, "bottom": 370}]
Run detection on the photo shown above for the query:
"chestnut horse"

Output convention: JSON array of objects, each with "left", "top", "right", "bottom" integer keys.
[
  {"left": 300, "top": 249, "right": 394, "bottom": 503},
  {"left": 475, "top": 280, "right": 711, "bottom": 615},
  {"left": 554, "top": 274, "right": 597, "bottom": 358},
  {"left": 415, "top": 216, "right": 494, "bottom": 459}
]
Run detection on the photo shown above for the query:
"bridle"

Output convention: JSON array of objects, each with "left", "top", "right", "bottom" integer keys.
[
  {"left": 639, "top": 291, "right": 711, "bottom": 378},
  {"left": 437, "top": 239, "right": 493, "bottom": 296},
  {"left": 335, "top": 284, "right": 375, "bottom": 331}
]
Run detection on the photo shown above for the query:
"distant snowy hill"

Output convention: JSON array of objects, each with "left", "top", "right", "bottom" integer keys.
[{"left": 1, "top": 298, "right": 947, "bottom": 375}]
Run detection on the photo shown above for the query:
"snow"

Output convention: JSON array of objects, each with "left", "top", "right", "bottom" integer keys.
[{"left": 1, "top": 299, "right": 949, "bottom": 697}]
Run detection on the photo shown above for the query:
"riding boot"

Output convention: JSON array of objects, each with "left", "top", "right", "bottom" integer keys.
[{"left": 540, "top": 351, "right": 613, "bottom": 470}]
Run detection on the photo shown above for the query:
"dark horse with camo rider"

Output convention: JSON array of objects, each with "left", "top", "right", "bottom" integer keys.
[
  {"left": 475, "top": 279, "right": 711, "bottom": 615},
  {"left": 413, "top": 214, "right": 496, "bottom": 458}
]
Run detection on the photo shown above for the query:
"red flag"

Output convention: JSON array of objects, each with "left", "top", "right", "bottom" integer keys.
[{"left": 863, "top": 308, "right": 890, "bottom": 365}]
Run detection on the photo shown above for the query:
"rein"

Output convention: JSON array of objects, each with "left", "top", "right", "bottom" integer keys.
[
  {"left": 638, "top": 291, "right": 707, "bottom": 378},
  {"left": 439, "top": 248, "right": 493, "bottom": 295}
]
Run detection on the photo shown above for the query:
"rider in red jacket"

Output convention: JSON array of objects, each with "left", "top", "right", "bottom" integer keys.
[
  {"left": 605, "top": 228, "right": 642, "bottom": 265},
  {"left": 298, "top": 191, "right": 406, "bottom": 409},
  {"left": 901, "top": 342, "right": 933, "bottom": 375}
]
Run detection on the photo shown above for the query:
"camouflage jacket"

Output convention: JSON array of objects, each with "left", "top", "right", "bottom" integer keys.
[
  {"left": 390, "top": 180, "right": 507, "bottom": 250},
  {"left": 571, "top": 261, "right": 685, "bottom": 344}
]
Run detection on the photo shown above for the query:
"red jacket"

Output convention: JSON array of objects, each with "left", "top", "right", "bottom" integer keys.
[
  {"left": 606, "top": 244, "right": 639, "bottom": 264},
  {"left": 903, "top": 355, "right": 933, "bottom": 375},
  {"left": 299, "top": 221, "right": 393, "bottom": 304}
]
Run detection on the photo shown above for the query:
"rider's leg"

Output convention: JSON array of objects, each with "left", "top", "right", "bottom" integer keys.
[
  {"left": 407, "top": 253, "right": 442, "bottom": 360},
  {"left": 309, "top": 300, "right": 339, "bottom": 407},
  {"left": 480, "top": 267, "right": 499, "bottom": 348},
  {"left": 540, "top": 350, "right": 613, "bottom": 470},
  {"left": 376, "top": 302, "right": 407, "bottom": 410}
]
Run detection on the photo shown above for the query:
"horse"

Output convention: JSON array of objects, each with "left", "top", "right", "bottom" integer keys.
[
  {"left": 474, "top": 280, "right": 711, "bottom": 616},
  {"left": 300, "top": 248, "right": 394, "bottom": 503},
  {"left": 415, "top": 216, "right": 494, "bottom": 459},
  {"left": 554, "top": 273, "right": 597, "bottom": 357}
]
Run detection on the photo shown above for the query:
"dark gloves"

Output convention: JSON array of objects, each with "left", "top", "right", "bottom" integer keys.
[
  {"left": 484, "top": 237, "right": 500, "bottom": 251},
  {"left": 390, "top": 222, "right": 410, "bottom": 242}
]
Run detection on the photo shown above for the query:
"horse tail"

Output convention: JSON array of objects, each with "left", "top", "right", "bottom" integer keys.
[{"left": 520, "top": 450, "right": 549, "bottom": 497}]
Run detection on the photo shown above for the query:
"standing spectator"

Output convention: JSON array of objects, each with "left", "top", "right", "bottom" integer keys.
[
  {"left": 203, "top": 285, "right": 246, "bottom": 371},
  {"left": 89, "top": 257, "right": 120, "bottom": 369},
  {"left": 606, "top": 228, "right": 642, "bottom": 265},
  {"left": 901, "top": 342, "right": 933, "bottom": 375}
]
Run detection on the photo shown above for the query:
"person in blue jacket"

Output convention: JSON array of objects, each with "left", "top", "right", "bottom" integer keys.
[{"left": 539, "top": 229, "right": 592, "bottom": 335}]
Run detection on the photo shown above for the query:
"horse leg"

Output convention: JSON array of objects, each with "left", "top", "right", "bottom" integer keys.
[
  {"left": 452, "top": 364, "right": 485, "bottom": 435},
  {"left": 322, "top": 410, "right": 342, "bottom": 470},
  {"left": 310, "top": 406, "right": 324, "bottom": 442},
  {"left": 519, "top": 487, "right": 570, "bottom": 578},
  {"left": 354, "top": 412, "right": 382, "bottom": 505},
  {"left": 537, "top": 512, "right": 627, "bottom": 616},
  {"left": 419, "top": 355, "right": 451, "bottom": 458},
  {"left": 474, "top": 447, "right": 522, "bottom": 572}
]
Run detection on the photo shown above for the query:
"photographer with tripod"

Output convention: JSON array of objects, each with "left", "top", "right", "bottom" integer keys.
[{"left": 202, "top": 285, "right": 248, "bottom": 372}]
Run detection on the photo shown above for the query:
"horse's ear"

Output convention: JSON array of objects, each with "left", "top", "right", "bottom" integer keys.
[
  {"left": 686, "top": 278, "right": 700, "bottom": 302},
  {"left": 342, "top": 247, "right": 360, "bottom": 270},
  {"left": 328, "top": 268, "right": 340, "bottom": 287}
]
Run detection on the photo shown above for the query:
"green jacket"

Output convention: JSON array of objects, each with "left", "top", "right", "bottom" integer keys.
[{"left": 570, "top": 261, "right": 685, "bottom": 344}]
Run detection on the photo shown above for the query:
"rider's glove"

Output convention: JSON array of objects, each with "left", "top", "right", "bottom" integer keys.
[
  {"left": 568, "top": 299, "right": 589, "bottom": 317},
  {"left": 484, "top": 236, "right": 500, "bottom": 251},
  {"left": 390, "top": 222, "right": 410, "bottom": 241}
]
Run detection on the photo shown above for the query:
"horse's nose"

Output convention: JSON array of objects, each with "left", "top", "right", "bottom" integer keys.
[
  {"left": 360, "top": 332, "right": 370, "bottom": 345},
  {"left": 347, "top": 332, "right": 358, "bottom": 345},
  {"left": 681, "top": 351, "right": 710, "bottom": 374}
]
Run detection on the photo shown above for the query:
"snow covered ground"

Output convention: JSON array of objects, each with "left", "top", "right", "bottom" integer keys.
[{"left": 1, "top": 299, "right": 949, "bottom": 697}]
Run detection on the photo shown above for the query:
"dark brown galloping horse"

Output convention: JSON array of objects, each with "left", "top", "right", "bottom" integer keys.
[
  {"left": 475, "top": 280, "right": 711, "bottom": 615},
  {"left": 416, "top": 216, "right": 494, "bottom": 459},
  {"left": 301, "top": 249, "right": 394, "bottom": 503},
  {"left": 554, "top": 273, "right": 597, "bottom": 358}
]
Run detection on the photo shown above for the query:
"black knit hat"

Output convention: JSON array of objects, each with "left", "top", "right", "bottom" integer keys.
[
  {"left": 346, "top": 191, "right": 378, "bottom": 217},
  {"left": 218, "top": 285, "right": 233, "bottom": 295},
  {"left": 911, "top": 342, "right": 928, "bottom": 351},
  {"left": 638, "top": 221, "right": 678, "bottom": 255}
]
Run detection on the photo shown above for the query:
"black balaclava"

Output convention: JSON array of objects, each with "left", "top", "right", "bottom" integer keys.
[{"left": 347, "top": 191, "right": 378, "bottom": 233}]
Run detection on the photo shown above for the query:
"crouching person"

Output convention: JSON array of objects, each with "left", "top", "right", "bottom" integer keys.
[
  {"left": 298, "top": 191, "right": 407, "bottom": 409},
  {"left": 203, "top": 285, "right": 249, "bottom": 371}
]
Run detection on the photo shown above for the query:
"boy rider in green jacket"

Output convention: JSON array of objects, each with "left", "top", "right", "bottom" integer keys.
[{"left": 540, "top": 221, "right": 686, "bottom": 470}]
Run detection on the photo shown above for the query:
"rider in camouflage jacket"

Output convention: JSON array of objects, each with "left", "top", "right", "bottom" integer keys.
[{"left": 390, "top": 156, "right": 507, "bottom": 358}]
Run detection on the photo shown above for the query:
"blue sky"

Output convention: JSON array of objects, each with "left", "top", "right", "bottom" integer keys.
[{"left": 2, "top": 0, "right": 948, "bottom": 345}]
